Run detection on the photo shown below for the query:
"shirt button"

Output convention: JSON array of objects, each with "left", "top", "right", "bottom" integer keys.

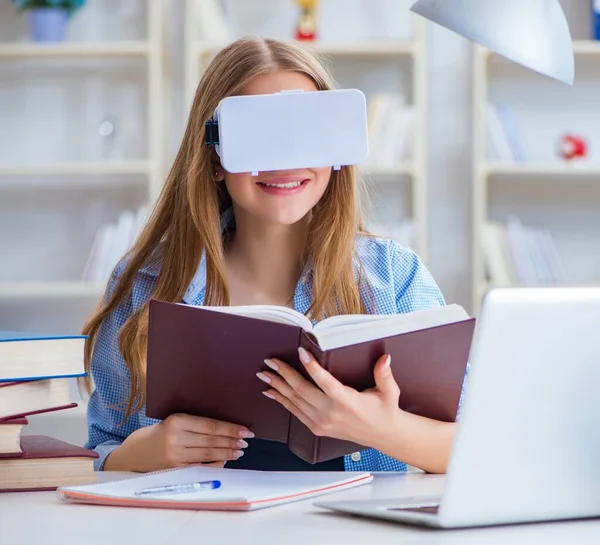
[{"left": 351, "top": 452, "right": 361, "bottom": 462}]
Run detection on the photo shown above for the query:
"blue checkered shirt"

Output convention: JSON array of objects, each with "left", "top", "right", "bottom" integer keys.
[{"left": 86, "top": 229, "right": 469, "bottom": 472}]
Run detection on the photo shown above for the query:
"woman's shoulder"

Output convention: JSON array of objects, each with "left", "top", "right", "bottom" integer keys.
[
  {"left": 105, "top": 251, "right": 162, "bottom": 313},
  {"left": 355, "top": 234, "right": 445, "bottom": 312},
  {"left": 355, "top": 234, "right": 423, "bottom": 276}
]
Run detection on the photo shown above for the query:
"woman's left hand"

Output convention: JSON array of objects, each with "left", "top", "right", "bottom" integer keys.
[{"left": 257, "top": 347, "right": 402, "bottom": 449}]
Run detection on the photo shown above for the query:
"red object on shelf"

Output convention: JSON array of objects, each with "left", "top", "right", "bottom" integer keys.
[
  {"left": 557, "top": 133, "right": 588, "bottom": 161},
  {"left": 295, "top": 4, "right": 317, "bottom": 42}
]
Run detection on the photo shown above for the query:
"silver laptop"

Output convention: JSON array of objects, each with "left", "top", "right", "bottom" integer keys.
[{"left": 316, "top": 287, "right": 600, "bottom": 528}]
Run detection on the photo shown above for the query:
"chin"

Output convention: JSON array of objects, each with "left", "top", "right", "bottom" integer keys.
[{"left": 259, "top": 210, "right": 311, "bottom": 226}]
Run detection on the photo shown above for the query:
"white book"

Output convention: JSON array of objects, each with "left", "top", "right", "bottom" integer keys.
[
  {"left": 485, "top": 103, "right": 515, "bottom": 163},
  {"left": 506, "top": 216, "right": 537, "bottom": 285},
  {"left": 524, "top": 228, "right": 550, "bottom": 285},
  {"left": 93, "top": 223, "right": 118, "bottom": 283},
  {"left": 536, "top": 229, "right": 567, "bottom": 285},
  {"left": 57, "top": 466, "right": 373, "bottom": 511},
  {"left": 482, "top": 222, "right": 513, "bottom": 286},
  {"left": 81, "top": 227, "right": 104, "bottom": 282},
  {"left": 365, "top": 93, "right": 405, "bottom": 167}
]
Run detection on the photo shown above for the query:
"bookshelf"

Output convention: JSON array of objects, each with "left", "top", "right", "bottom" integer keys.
[
  {"left": 0, "top": 0, "right": 165, "bottom": 333},
  {"left": 472, "top": 27, "right": 600, "bottom": 311},
  {"left": 183, "top": 0, "right": 429, "bottom": 263}
]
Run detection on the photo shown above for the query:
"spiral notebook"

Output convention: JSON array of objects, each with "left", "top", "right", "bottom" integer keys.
[{"left": 57, "top": 466, "right": 373, "bottom": 511}]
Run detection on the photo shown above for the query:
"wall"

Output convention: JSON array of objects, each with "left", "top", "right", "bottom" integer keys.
[{"left": 1, "top": 0, "right": 597, "bottom": 327}]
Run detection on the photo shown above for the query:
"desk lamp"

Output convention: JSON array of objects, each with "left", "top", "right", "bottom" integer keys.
[{"left": 410, "top": 0, "right": 575, "bottom": 85}]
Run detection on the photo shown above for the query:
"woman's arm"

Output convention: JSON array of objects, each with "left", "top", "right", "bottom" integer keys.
[
  {"left": 371, "top": 409, "right": 456, "bottom": 474},
  {"left": 258, "top": 349, "right": 457, "bottom": 474}
]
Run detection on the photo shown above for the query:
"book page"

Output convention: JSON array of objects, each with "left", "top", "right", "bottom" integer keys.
[
  {"left": 313, "top": 304, "right": 470, "bottom": 350},
  {"left": 200, "top": 304, "right": 313, "bottom": 331}
]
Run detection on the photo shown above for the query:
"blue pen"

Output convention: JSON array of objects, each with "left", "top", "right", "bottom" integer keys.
[{"left": 134, "top": 479, "right": 221, "bottom": 496}]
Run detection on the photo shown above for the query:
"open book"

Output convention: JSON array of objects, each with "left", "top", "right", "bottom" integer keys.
[
  {"left": 202, "top": 303, "right": 470, "bottom": 350},
  {"left": 146, "top": 300, "right": 475, "bottom": 464},
  {"left": 57, "top": 465, "right": 372, "bottom": 511}
]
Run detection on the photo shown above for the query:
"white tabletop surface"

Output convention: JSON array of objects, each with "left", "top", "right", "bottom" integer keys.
[{"left": 2, "top": 471, "right": 600, "bottom": 545}]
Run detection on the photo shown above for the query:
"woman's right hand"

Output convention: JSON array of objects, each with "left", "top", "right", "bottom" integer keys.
[{"left": 103, "top": 413, "right": 254, "bottom": 473}]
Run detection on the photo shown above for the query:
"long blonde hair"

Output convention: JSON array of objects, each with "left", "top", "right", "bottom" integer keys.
[{"left": 82, "top": 36, "right": 371, "bottom": 418}]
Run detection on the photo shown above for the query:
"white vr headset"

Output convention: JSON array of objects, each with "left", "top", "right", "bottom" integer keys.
[{"left": 204, "top": 88, "right": 369, "bottom": 176}]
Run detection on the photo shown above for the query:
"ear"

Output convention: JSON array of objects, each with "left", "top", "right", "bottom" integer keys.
[{"left": 210, "top": 149, "right": 225, "bottom": 181}]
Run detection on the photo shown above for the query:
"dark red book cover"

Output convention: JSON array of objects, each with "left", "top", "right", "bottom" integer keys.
[
  {"left": 0, "top": 435, "right": 99, "bottom": 493},
  {"left": 0, "top": 403, "right": 78, "bottom": 423},
  {"left": 0, "top": 417, "right": 28, "bottom": 425},
  {"left": 145, "top": 300, "right": 475, "bottom": 464}
]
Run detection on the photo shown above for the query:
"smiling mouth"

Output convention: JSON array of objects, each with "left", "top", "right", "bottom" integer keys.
[{"left": 257, "top": 179, "right": 308, "bottom": 188}]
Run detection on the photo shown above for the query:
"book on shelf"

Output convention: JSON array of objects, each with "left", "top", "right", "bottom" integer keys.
[
  {"left": 0, "top": 331, "right": 87, "bottom": 383},
  {"left": 0, "top": 417, "right": 27, "bottom": 457},
  {"left": 57, "top": 465, "right": 372, "bottom": 511},
  {"left": 82, "top": 205, "right": 148, "bottom": 284},
  {"left": 482, "top": 217, "right": 567, "bottom": 287},
  {"left": 485, "top": 102, "right": 526, "bottom": 163},
  {"left": 364, "top": 93, "right": 414, "bottom": 169},
  {"left": 0, "top": 436, "right": 97, "bottom": 492},
  {"left": 0, "top": 379, "right": 76, "bottom": 422},
  {"left": 145, "top": 300, "right": 475, "bottom": 464}
]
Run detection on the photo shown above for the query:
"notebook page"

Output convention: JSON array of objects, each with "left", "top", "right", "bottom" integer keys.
[
  {"left": 58, "top": 466, "right": 372, "bottom": 504},
  {"left": 314, "top": 304, "right": 470, "bottom": 350}
]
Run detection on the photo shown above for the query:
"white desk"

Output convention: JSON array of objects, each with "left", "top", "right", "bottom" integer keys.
[{"left": 2, "top": 472, "right": 600, "bottom": 545}]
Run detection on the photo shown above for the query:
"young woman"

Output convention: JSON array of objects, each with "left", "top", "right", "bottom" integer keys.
[{"left": 82, "top": 35, "right": 464, "bottom": 475}]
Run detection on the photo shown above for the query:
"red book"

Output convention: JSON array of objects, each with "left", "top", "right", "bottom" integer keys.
[
  {"left": 0, "top": 417, "right": 27, "bottom": 457},
  {"left": 145, "top": 300, "right": 475, "bottom": 464},
  {"left": 0, "top": 435, "right": 98, "bottom": 492}
]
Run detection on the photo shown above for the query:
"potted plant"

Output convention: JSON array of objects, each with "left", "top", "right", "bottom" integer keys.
[{"left": 13, "top": 0, "right": 85, "bottom": 43}]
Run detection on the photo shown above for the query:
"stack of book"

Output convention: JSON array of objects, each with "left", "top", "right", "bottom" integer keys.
[
  {"left": 482, "top": 217, "right": 567, "bottom": 287},
  {"left": 0, "top": 331, "right": 98, "bottom": 492},
  {"left": 82, "top": 205, "right": 148, "bottom": 284},
  {"left": 363, "top": 93, "right": 414, "bottom": 169}
]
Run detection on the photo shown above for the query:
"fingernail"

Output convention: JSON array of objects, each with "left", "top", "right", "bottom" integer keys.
[
  {"left": 264, "top": 358, "right": 279, "bottom": 371},
  {"left": 263, "top": 391, "right": 276, "bottom": 400},
  {"left": 236, "top": 440, "right": 249, "bottom": 449},
  {"left": 256, "top": 372, "right": 271, "bottom": 384},
  {"left": 384, "top": 355, "right": 391, "bottom": 369},
  {"left": 239, "top": 430, "right": 255, "bottom": 439},
  {"left": 233, "top": 450, "right": 244, "bottom": 458},
  {"left": 298, "top": 347, "right": 311, "bottom": 364}
]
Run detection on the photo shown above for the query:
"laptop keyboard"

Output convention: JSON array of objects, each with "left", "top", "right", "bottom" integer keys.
[{"left": 387, "top": 505, "right": 440, "bottom": 514}]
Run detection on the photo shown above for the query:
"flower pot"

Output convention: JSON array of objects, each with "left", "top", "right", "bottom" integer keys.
[{"left": 28, "top": 8, "right": 68, "bottom": 43}]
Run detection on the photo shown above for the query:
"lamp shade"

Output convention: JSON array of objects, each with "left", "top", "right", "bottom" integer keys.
[{"left": 410, "top": 0, "right": 575, "bottom": 85}]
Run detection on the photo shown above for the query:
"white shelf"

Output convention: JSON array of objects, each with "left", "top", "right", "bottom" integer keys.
[
  {"left": 196, "top": 40, "right": 414, "bottom": 58},
  {"left": 572, "top": 40, "right": 600, "bottom": 55},
  {"left": 482, "top": 40, "right": 600, "bottom": 61},
  {"left": 0, "top": 0, "right": 165, "bottom": 333},
  {"left": 0, "top": 282, "right": 106, "bottom": 300},
  {"left": 0, "top": 160, "right": 152, "bottom": 177},
  {"left": 0, "top": 41, "right": 151, "bottom": 59},
  {"left": 483, "top": 162, "right": 600, "bottom": 178}
]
